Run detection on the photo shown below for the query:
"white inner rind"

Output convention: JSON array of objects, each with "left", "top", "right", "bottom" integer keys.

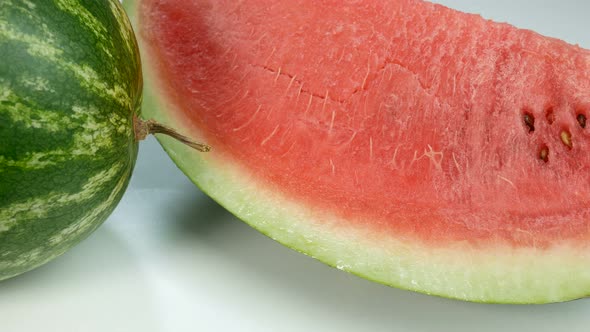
[{"left": 125, "top": 0, "right": 590, "bottom": 303}]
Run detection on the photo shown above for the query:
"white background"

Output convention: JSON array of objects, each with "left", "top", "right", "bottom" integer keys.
[{"left": 2, "top": 1, "right": 590, "bottom": 331}]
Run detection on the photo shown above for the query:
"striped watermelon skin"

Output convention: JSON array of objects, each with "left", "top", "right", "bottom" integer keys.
[{"left": 0, "top": 0, "right": 142, "bottom": 280}]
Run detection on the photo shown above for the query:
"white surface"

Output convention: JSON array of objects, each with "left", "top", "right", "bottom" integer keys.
[{"left": 3, "top": 1, "right": 590, "bottom": 331}]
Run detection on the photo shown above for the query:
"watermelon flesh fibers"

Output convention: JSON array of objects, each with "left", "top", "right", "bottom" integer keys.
[{"left": 129, "top": 0, "right": 590, "bottom": 303}]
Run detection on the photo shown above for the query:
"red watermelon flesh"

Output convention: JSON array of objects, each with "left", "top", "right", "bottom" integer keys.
[{"left": 128, "top": 0, "right": 590, "bottom": 303}]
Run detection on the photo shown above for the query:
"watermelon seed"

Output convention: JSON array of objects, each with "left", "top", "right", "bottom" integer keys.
[
  {"left": 539, "top": 145, "right": 549, "bottom": 162},
  {"left": 560, "top": 130, "right": 573, "bottom": 149},
  {"left": 577, "top": 114, "right": 586, "bottom": 129},
  {"left": 545, "top": 107, "right": 555, "bottom": 124},
  {"left": 523, "top": 112, "right": 535, "bottom": 132}
]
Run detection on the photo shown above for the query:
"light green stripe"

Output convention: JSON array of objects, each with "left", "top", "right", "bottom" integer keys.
[
  {"left": 19, "top": 74, "right": 55, "bottom": 93},
  {"left": 49, "top": 163, "right": 131, "bottom": 245},
  {"left": 0, "top": 247, "right": 44, "bottom": 272},
  {"left": 0, "top": 164, "right": 130, "bottom": 272},
  {"left": 0, "top": 19, "right": 59, "bottom": 56},
  {"left": 54, "top": 0, "right": 114, "bottom": 59},
  {"left": 0, "top": 19, "right": 130, "bottom": 108},
  {"left": 0, "top": 83, "right": 65, "bottom": 132},
  {"left": 108, "top": 0, "right": 137, "bottom": 57},
  {"left": 0, "top": 162, "right": 124, "bottom": 232},
  {"left": 1, "top": 100, "right": 128, "bottom": 169}
]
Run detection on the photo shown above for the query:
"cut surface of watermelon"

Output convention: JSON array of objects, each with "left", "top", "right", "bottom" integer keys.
[{"left": 126, "top": 0, "right": 590, "bottom": 303}]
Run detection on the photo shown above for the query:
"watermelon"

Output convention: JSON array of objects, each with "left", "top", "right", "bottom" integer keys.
[
  {"left": 125, "top": 0, "right": 590, "bottom": 303},
  {"left": 0, "top": 0, "right": 144, "bottom": 280}
]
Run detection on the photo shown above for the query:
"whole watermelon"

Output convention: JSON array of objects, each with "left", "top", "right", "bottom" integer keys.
[{"left": 0, "top": 0, "right": 142, "bottom": 280}]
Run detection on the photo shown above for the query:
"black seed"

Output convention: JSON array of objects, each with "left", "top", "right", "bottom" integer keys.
[
  {"left": 523, "top": 112, "right": 535, "bottom": 132},
  {"left": 577, "top": 114, "right": 587, "bottom": 129}
]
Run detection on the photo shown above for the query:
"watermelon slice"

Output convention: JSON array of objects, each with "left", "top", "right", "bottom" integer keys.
[{"left": 124, "top": 0, "right": 590, "bottom": 303}]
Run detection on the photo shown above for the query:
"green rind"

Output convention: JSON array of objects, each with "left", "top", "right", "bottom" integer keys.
[
  {"left": 0, "top": 0, "right": 142, "bottom": 280},
  {"left": 124, "top": 0, "right": 590, "bottom": 303}
]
